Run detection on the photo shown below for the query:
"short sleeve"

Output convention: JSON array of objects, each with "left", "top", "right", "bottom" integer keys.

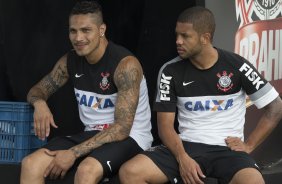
[
  {"left": 153, "top": 63, "right": 177, "bottom": 112},
  {"left": 239, "top": 58, "right": 278, "bottom": 108}
]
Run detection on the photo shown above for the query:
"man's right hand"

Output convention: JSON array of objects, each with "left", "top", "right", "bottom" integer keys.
[
  {"left": 178, "top": 153, "right": 205, "bottom": 184},
  {"left": 33, "top": 100, "right": 58, "bottom": 140}
]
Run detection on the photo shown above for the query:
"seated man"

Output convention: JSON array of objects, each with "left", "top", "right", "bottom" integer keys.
[
  {"left": 20, "top": 1, "right": 153, "bottom": 184},
  {"left": 119, "top": 6, "right": 282, "bottom": 184}
]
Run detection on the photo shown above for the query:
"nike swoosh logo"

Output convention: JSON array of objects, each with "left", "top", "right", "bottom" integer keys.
[
  {"left": 183, "top": 81, "right": 194, "bottom": 86},
  {"left": 75, "top": 73, "right": 84, "bottom": 78},
  {"left": 107, "top": 161, "right": 112, "bottom": 172}
]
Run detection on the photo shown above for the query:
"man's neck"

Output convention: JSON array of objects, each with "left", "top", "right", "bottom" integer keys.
[
  {"left": 86, "top": 39, "right": 108, "bottom": 64},
  {"left": 190, "top": 46, "right": 218, "bottom": 70}
]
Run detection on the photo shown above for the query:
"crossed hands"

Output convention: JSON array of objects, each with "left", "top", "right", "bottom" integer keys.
[
  {"left": 178, "top": 154, "right": 206, "bottom": 184},
  {"left": 44, "top": 150, "right": 76, "bottom": 179},
  {"left": 225, "top": 136, "right": 252, "bottom": 153}
]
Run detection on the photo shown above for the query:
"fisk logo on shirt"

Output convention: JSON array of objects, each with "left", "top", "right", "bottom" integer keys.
[
  {"left": 159, "top": 73, "right": 172, "bottom": 101},
  {"left": 185, "top": 99, "right": 233, "bottom": 111},
  {"left": 239, "top": 63, "right": 264, "bottom": 90},
  {"left": 76, "top": 93, "right": 114, "bottom": 110}
]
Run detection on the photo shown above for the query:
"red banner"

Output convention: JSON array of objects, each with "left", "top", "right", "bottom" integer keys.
[{"left": 235, "top": 0, "right": 282, "bottom": 94}]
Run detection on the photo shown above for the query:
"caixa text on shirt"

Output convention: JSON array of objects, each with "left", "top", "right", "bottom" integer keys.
[
  {"left": 185, "top": 99, "right": 233, "bottom": 111},
  {"left": 75, "top": 93, "right": 114, "bottom": 110}
]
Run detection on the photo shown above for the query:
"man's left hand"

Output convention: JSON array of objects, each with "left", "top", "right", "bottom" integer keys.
[
  {"left": 44, "top": 150, "right": 76, "bottom": 179},
  {"left": 225, "top": 136, "right": 251, "bottom": 153}
]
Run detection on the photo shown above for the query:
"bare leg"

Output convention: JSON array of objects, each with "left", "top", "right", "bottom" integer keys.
[
  {"left": 74, "top": 157, "right": 103, "bottom": 184},
  {"left": 119, "top": 154, "right": 169, "bottom": 184},
  {"left": 229, "top": 168, "right": 265, "bottom": 184},
  {"left": 20, "top": 148, "right": 54, "bottom": 184}
]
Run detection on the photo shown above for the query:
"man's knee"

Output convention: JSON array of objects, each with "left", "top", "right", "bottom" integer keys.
[
  {"left": 119, "top": 158, "right": 140, "bottom": 180},
  {"left": 21, "top": 148, "right": 53, "bottom": 184},
  {"left": 21, "top": 149, "right": 46, "bottom": 173},
  {"left": 119, "top": 154, "right": 163, "bottom": 183},
  {"left": 21, "top": 154, "right": 33, "bottom": 168},
  {"left": 76, "top": 161, "right": 96, "bottom": 176},
  {"left": 230, "top": 168, "right": 265, "bottom": 184},
  {"left": 75, "top": 157, "right": 103, "bottom": 182}
]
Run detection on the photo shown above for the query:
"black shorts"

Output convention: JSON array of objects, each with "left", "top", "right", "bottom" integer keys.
[
  {"left": 44, "top": 131, "right": 143, "bottom": 177},
  {"left": 142, "top": 141, "right": 260, "bottom": 184}
]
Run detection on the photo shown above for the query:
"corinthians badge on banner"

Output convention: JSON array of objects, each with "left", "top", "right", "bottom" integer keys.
[{"left": 235, "top": 0, "right": 282, "bottom": 94}]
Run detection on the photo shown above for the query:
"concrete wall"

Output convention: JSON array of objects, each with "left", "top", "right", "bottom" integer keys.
[{"left": 205, "top": 0, "right": 238, "bottom": 52}]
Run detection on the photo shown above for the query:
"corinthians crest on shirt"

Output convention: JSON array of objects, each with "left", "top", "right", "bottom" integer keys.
[
  {"left": 216, "top": 71, "right": 233, "bottom": 92},
  {"left": 100, "top": 72, "right": 110, "bottom": 90}
]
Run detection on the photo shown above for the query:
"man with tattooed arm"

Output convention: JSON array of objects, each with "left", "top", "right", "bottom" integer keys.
[{"left": 20, "top": 1, "right": 153, "bottom": 184}]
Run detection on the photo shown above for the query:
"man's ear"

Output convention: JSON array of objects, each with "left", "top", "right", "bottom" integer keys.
[
  {"left": 201, "top": 32, "right": 211, "bottom": 44},
  {"left": 100, "top": 23, "right": 106, "bottom": 37}
]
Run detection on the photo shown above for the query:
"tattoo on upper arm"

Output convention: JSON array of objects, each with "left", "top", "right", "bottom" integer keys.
[
  {"left": 41, "top": 62, "right": 68, "bottom": 95},
  {"left": 41, "top": 75, "right": 61, "bottom": 95},
  {"left": 114, "top": 60, "right": 141, "bottom": 135},
  {"left": 115, "top": 64, "right": 139, "bottom": 91},
  {"left": 27, "top": 59, "right": 69, "bottom": 104},
  {"left": 52, "top": 63, "right": 68, "bottom": 85}
]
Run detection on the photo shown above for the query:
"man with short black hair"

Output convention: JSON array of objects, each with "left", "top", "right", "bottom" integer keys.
[
  {"left": 20, "top": 1, "right": 153, "bottom": 184},
  {"left": 119, "top": 6, "right": 282, "bottom": 184}
]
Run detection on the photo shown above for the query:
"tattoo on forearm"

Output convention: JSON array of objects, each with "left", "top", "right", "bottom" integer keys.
[
  {"left": 70, "top": 122, "right": 133, "bottom": 157},
  {"left": 264, "top": 97, "right": 282, "bottom": 120},
  {"left": 28, "top": 93, "right": 45, "bottom": 105}
]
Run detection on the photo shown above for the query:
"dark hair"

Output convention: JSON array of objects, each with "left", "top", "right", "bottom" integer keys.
[
  {"left": 177, "top": 6, "right": 215, "bottom": 41},
  {"left": 70, "top": 1, "right": 103, "bottom": 25}
]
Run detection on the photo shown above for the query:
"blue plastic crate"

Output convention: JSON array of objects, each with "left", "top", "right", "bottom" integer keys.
[
  {"left": 0, "top": 101, "right": 46, "bottom": 164},
  {"left": 0, "top": 102, "right": 33, "bottom": 122}
]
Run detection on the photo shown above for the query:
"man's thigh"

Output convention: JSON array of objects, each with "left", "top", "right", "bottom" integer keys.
[
  {"left": 142, "top": 145, "right": 182, "bottom": 184},
  {"left": 44, "top": 132, "right": 142, "bottom": 178},
  {"left": 203, "top": 150, "right": 260, "bottom": 184},
  {"left": 43, "top": 131, "right": 100, "bottom": 150},
  {"left": 229, "top": 168, "right": 264, "bottom": 184},
  {"left": 88, "top": 137, "right": 142, "bottom": 177}
]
